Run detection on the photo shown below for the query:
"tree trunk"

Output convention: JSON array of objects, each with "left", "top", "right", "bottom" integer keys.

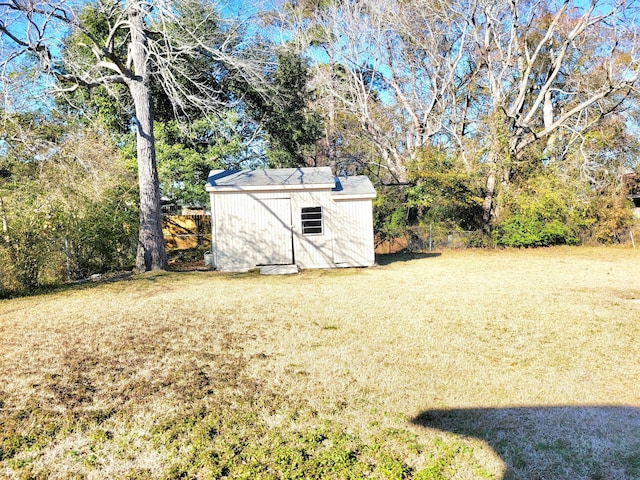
[
  {"left": 482, "top": 148, "right": 516, "bottom": 234},
  {"left": 0, "top": 194, "right": 8, "bottom": 241},
  {"left": 0, "top": 194, "right": 6, "bottom": 290},
  {"left": 128, "top": 1, "right": 167, "bottom": 272},
  {"left": 482, "top": 165, "right": 496, "bottom": 235}
]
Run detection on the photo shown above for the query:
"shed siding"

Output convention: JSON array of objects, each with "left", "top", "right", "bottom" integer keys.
[
  {"left": 207, "top": 169, "right": 376, "bottom": 272},
  {"left": 332, "top": 199, "right": 375, "bottom": 266},
  {"left": 290, "top": 190, "right": 335, "bottom": 269},
  {"left": 256, "top": 198, "right": 293, "bottom": 264},
  {"left": 212, "top": 192, "right": 293, "bottom": 271}
]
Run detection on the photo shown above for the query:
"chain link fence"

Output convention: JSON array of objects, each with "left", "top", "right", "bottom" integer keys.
[
  {"left": 377, "top": 222, "right": 640, "bottom": 253},
  {"left": 406, "top": 225, "right": 485, "bottom": 251},
  {"left": 376, "top": 225, "right": 486, "bottom": 254}
]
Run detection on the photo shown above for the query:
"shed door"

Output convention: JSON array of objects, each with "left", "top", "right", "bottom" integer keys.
[
  {"left": 256, "top": 198, "right": 293, "bottom": 265},
  {"left": 332, "top": 199, "right": 375, "bottom": 266}
]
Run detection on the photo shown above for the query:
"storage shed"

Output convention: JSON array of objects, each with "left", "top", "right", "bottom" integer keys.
[{"left": 205, "top": 167, "right": 376, "bottom": 272}]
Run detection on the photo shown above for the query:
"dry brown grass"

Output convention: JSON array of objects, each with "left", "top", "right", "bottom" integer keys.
[{"left": 1, "top": 246, "right": 639, "bottom": 479}]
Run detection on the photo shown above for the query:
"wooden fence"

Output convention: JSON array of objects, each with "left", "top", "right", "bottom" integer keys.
[{"left": 163, "top": 215, "right": 211, "bottom": 250}]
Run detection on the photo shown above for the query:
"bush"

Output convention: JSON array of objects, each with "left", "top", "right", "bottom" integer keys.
[
  {"left": 586, "top": 192, "right": 634, "bottom": 244},
  {"left": 494, "top": 175, "right": 581, "bottom": 247},
  {"left": 407, "top": 147, "right": 484, "bottom": 231},
  {"left": 64, "top": 186, "right": 138, "bottom": 279},
  {"left": 496, "top": 215, "right": 577, "bottom": 247},
  {"left": 0, "top": 116, "right": 138, "bottom": 293},
  {"left": 0, "top": 205, "right": 67, "bottom": 292},
  {"left": 373, "top": 185, "right": 410, "bottom": 241}
]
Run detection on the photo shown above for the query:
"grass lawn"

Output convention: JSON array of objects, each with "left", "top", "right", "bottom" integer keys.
[{"left": 1, "top": 247, "right": 639, "bottom": 479}]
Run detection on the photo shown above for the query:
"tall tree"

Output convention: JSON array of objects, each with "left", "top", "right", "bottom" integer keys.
[
  {"left": 280, "top": 0, "right": 640, "bottom": 234},
  {"left": 0, "top": 0, "right": 271, "bottom": 271},
  {"left": 239, "top": 48, "right": 323, "bottom": 168},
  {"left": 465, "top": 0, "right": 640, "bottom": 230},
  {"left": 281, "top": 0, "right": 469, "bottom": 183}
]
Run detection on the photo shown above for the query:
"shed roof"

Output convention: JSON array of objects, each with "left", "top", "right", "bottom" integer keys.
[
  {"left": 206, "top": 167, "right": 376, "bottom": 199},
  {"left": 332, "top": 175, "right": 377, "bottom": 199},
  {"left": 206, "top": 167, "right": 335, "bottom": 191}
]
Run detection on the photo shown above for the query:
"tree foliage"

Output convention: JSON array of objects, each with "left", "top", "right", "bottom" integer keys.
[
  {"left": 231, "top": 48, "right": 324, "bottom": 168},
  {"left": 406, "top": 147, "right": 484, "bottom": 231},
  {"left": 118, "top": 115, "right": 250, "bottom": 208},
  {"left": 1, "top": 0, "right": 279, "bottom": 272},
  {"left": 278, "top": 0, "right": 640, "bottom": 243},
  {"left": 0, "top": 112, "right": 137, "bottom": 293},
  {"left": 1, "top": 0, "right": 639, "bottom": 285}
]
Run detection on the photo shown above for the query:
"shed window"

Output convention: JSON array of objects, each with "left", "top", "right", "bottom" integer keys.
[{"left": 301, "top": 206, "right": 323, "bottom": 235}]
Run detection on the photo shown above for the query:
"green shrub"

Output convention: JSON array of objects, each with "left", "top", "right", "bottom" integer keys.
[
  {"left": 63, "top": 186, "right": 138, "bottom": 278},
  {"left": 373, "top": 185, "right": 410, "bottom": 241},
  {"left": 494, "top": 174, "right": 582, "bottom": 247},
  {"left": 496, "top": 216, "right": 577, "bottom": 247},
  {"left": 0, "top": 115, "right": 138, "bottom": 293}
]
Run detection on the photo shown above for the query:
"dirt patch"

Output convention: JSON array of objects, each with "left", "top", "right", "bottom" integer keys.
[{"left": 168, "top": 260, "right": 210, "bottom": 271}]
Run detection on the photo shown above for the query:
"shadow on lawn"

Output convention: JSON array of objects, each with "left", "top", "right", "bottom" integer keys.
[
  {"left": 412, "top": 406, "right": 640, "bottom": 480},
  {"left": 375, "top": 252, "right": 441, "bottom": 265}
]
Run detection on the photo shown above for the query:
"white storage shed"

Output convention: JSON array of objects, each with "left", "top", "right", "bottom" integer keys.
[{"left": 205, "top": 167, "right": 377, "bottom": 272}]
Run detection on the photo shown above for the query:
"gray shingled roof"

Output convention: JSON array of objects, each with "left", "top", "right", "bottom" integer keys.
[
  {"left": 206, "top": 167, "right": 335, "bottom": 190},
  {"left": 206, "top": 167, "right": 376, "bottom": 199},
  {"left": 332, "top": 175, "right": 376, "bottom": 198}
]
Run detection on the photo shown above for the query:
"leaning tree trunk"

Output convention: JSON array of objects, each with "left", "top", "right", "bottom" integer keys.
[{"left": 128, "top": 1, "right": 167, "bottom": 272}]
